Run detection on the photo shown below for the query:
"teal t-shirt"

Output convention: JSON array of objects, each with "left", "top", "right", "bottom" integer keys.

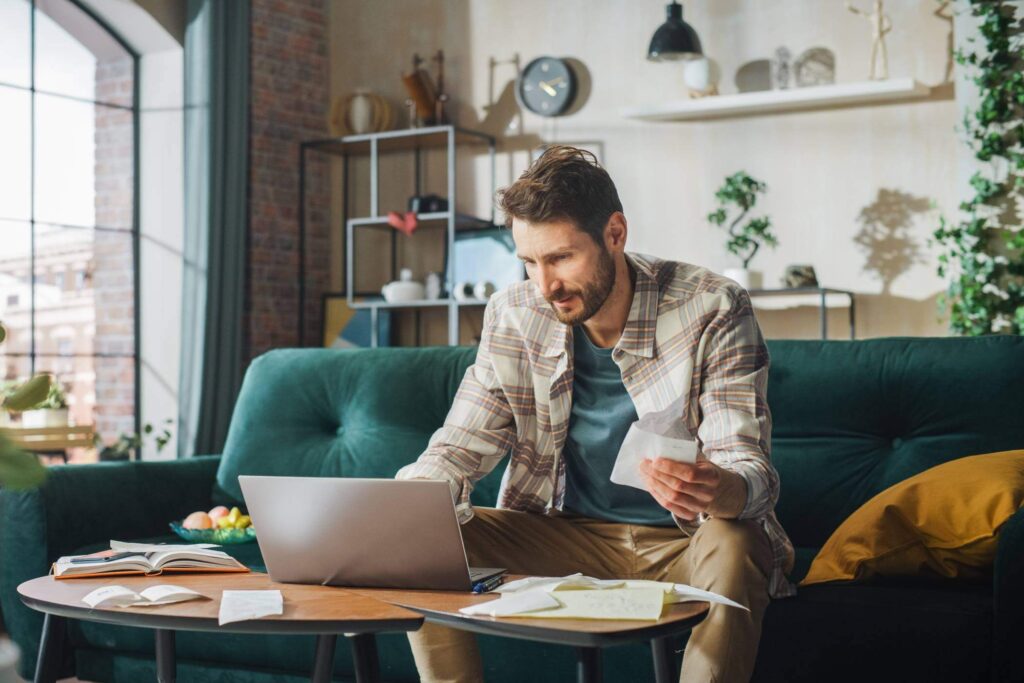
[{"left": 562, "top": 327, "right": 674, "bottom": 526}]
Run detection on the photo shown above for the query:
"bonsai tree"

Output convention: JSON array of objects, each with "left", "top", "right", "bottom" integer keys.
[
  {"left": 0, "top": 321, "right": 48, "bottom": 489},
  {"left": 707, "top": 171, "right": 779, "bottom": 270}
]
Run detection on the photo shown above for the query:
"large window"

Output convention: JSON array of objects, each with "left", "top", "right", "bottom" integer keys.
[{"left": 0, "top": 0, "right": 138, "bottom": 458}]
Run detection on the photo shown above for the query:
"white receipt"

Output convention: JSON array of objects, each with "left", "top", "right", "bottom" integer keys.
[
  {"left": 459, "top": 590, "right": 560, "bottom": 617},
  {"left": 218, "top": 590, "right": 283, "bottom": 626},
  {"left": 82, "top": 585, "right": 204, "bottom": 608},
  {"left": 610, "top": 409, "right": 698, "bottom": 490},
  {"left": 497, "top": 573, "right": 625, "bottom": 594}
]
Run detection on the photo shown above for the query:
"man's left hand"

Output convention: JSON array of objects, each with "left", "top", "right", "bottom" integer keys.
[{"left": 640, "top": 457, "right": 746, "bottom": 521}]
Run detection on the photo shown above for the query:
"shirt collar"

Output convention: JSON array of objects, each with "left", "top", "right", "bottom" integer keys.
[{"left": 541, "top": 252, "right": 658, "bottom": 360}]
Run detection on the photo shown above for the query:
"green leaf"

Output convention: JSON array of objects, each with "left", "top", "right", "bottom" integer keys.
[
  {"left": 0, "top": 435, "right": 46, "bottom": 490},
  {"left": 0, "top": 322, "right": 5, "bottom": 344},
  {"left": 3, "top": 375, "right": 53, "bottom": 412}
]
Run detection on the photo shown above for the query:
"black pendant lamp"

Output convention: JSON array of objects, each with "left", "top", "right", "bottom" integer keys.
[{"left": 647, "top": 1, "right": 703, "bottom": 62}]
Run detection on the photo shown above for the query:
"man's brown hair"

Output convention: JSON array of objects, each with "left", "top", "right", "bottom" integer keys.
[{"left": 497, "top": 145, "right": 623, "bottom": 245}]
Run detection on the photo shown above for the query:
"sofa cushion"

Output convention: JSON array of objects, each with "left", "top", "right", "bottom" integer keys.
[
  {"left": 802, "top": 450, "right": 1024, "bottom": 585},
  {"left": 755, "top": 580, "right": 992, "bottom": 682},
  {"left": 766, "top": 336, "right": 1024, "bottom": 549},
  {"left": 216, "top": 347, "right": 479, "bottom": 503}
]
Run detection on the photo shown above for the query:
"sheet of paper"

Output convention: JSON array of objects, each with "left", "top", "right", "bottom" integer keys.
[
  {"left": 459, "top": 589, "right": 561, "bottom": 617},
  {"left": 110, "top": 540, "right": 220, "bottom": 553},
  {"left": 136, "top": 585, "right": 204, "bottom": 606},
  {"left": 83, "top": 585, "right": 143, "bottom": 608},
  {"left": 82, "top": 584, "right": 205, "bottom": 608},
  {"left": 512, "top": 588, "right": 666, "bottom": 621},
  {"left": 610, "top": 421, "right": 698, "bottom": 491},
  {"left": 668, "top": 583, "right": 749, "bottom": 611},
  {"left": 218, "top": 590, "right": 283, "bottom": 626},
  {"left": 497, "top": 573, "right": 625, "bottom": 594}
]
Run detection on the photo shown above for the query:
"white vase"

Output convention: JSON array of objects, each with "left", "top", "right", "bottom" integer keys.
[
  {"left": 683, "top": 57, "right": 721, "bottom": 94},
  {"left": 348, "top": 91, "right": 373, "bottom": 135},
  {"left": 21, "top": 408, "right": 68, "bottom": 429},
  {"left": 723, "top": 268, "right": 763, "bottom": 290}
]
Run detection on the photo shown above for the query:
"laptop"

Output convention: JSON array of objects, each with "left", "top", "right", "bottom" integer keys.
[{"left": 238, "top": 476, "right": 505, "bottom": 591}]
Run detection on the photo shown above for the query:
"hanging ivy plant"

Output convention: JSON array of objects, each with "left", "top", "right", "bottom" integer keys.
[{"left": 932, "top": 0, "right": 1024, "bottom": 335}]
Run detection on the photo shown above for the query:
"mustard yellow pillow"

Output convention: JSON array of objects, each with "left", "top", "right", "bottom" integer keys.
[{"left": 801, "top": 449, "right": 1024, "bottom": 586}]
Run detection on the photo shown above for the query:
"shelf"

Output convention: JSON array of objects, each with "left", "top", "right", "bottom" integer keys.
[
  {"left": 348, "top": 212, "right": 497, "bottom": 231},
  {"left": 349, "top": 297, "right": 490, "bottom": 310},
  {"left": 621, "top": 78, "right": 931, "bottom": 122},
  {"left": 303, "top": 125, "right": 495, "bottom": 155},
  {"left": 747, "top": 288, "right": 854, "bottom": 311}
]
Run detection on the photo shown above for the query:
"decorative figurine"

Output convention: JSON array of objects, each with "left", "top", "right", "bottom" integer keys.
[
  {"left": 771, "top": 47, "right": 792, "bottom": 90},
  {"left": 846, "top": 0, "right": 892, "bottom": 80}
]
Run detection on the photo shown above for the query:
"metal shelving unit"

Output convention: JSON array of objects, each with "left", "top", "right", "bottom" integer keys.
[
  {"left": 299, "top": 125, "right": 498, "bottom": 346},
  {"left": 747, "top": 287, "right": 856, "bottom": 339}
]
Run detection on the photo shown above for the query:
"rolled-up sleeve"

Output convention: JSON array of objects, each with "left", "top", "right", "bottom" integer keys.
[
  {"left": 395, "top": 297, "right": 517, "bottom": 521},
  {"left": 695, "top": 291, "right": 779, "bottom": 520}
]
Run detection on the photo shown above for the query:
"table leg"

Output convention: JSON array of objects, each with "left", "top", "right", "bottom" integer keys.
[
  {"left": 155, "top": 629, "right": 176, "bottom": 683},
  {"left": 33, "top": 613, "right": 67, "bottom": 683},
  {"left": 651, "top": 636, "right": 675, "bottom": 683},
  {"left": 819, "top": 290, "right": 828, "bottom": 340},
  {"left": 576, "top": 646, "right": 602, "bottom": 683},
  {"left": 348, "top": 633, "right": 380, "bottom": 683},
  {"left": 310, "top": 634, "right": 337, "bottom": 683}
]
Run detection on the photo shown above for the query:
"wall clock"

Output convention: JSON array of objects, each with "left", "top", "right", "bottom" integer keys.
[{"left": 516, "top": 56, "right": 578, "bottom": 117}]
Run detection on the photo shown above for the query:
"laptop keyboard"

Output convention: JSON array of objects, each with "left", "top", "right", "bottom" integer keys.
[{"left": 469, "top": 567, "right": 505, "bottom": 582}]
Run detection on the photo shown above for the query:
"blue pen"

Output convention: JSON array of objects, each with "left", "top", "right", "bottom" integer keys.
[{"left": 472, "top": 574, "right": 505, "bottom": 594}]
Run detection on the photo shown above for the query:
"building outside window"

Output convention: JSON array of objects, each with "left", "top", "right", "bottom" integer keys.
[{"left": 0, "top": 0, "right": 138, "bottom": 460}]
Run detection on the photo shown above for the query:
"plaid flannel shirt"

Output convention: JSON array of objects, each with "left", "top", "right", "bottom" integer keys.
[{"left": 397, "top": 252, "right": 796, "bottom": 599}]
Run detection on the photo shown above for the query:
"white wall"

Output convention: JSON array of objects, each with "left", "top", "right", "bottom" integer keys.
[{"left": 330, "top": 0, "right": 961, "bottom": 339}]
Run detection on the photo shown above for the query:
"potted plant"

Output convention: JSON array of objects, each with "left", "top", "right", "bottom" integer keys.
[
  {"left": 0, "top": 320, "right": 50, "bottom": 678},
  {"left": 20, "top": 381, "right": 69, "bottom": 429},
  {"left": 95, "top": 418, "right": 174, "bottom": 461},
  {"left": 707, "top": 171, "right": 779, "bottom": 290}
]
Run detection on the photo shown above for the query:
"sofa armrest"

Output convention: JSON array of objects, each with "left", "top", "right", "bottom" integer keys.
[
  {"left": 993, "top": 506, "right": 1024, "bottom": 682},
  {"left": 0, "top": 455, "right": 220, "bottom": 678}
]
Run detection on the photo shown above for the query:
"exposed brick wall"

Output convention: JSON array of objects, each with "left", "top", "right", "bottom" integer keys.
[
  {"left": 247, "top": 0, "right": 330, "bottom": 361},
  {"left": 93, "top": 56, "right": 136, "bottom": 443}
]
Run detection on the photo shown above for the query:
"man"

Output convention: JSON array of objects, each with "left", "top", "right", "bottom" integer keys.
[{"left": 397, "top": 146, "right": 794, "bottom": 683}]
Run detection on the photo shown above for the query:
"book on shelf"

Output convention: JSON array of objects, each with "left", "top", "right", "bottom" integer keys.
[{"left": 53, "top": 543, "right": 249, "bottom": 580}]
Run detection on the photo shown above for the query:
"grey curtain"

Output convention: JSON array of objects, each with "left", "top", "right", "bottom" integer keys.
[{"left": 179, "top": 0, "right": 249, "bottom": 457}]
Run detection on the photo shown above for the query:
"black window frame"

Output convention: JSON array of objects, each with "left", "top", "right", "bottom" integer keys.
[{"left": 0, "top": 0, "right": 141, "bottom": 439}]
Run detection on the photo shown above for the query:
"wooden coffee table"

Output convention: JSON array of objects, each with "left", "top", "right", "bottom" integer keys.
[
  {"left": 18, "top": 572, "right": 423, "bottom": 683},
  {"left": 352, "top": 579, "right": 710, "bottom": 683}
]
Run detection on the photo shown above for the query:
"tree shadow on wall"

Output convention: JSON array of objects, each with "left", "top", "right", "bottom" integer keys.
[{"left": 853, "top": 188, "right": 934, "bottom": 295}]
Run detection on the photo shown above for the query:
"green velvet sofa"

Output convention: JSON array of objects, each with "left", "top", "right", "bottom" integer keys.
[{"left": 2, "top": 336, "right": 1023, "bottom": 682}]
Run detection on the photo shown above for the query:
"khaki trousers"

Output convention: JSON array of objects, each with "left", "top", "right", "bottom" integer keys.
[{"left": 408, "top": 508, "right": 773, "bottom": 683}]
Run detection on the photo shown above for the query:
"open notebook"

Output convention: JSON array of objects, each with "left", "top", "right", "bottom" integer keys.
[{"left": 53, "top": 546, "right": 248, "bottom": 580}]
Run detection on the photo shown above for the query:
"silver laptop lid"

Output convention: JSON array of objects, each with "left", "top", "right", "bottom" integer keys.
[{"left": 239, "top": 476, "right": 477, "bottom": 591}]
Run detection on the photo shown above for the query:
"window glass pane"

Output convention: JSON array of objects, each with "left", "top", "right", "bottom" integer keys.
[
  {"left": 0, "top": 0, "right": 31, "bottom": 88},
  {"left": 0, "top": 220, "right": 32, "bottom": 353},
  {"left": 33, "top": 225, "right": 134, "bottom": 358},
  {"left": 34, "top": 0, "right": 133, "bottom": 107},
  {"left": 35, "top": 96, "right": 134, "bottom": 229},
  {"left": 0, "top": 86, "right": 31, "bottom": 220}
]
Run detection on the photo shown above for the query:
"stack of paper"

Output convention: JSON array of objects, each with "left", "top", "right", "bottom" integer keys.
[{"left": 459, "top": 573, "right": 747, "bottom": 620}]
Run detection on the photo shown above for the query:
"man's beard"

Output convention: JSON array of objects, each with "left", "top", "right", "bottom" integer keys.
[{"left": 546, "top": 248, "right": 616, "bottom": 325}]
